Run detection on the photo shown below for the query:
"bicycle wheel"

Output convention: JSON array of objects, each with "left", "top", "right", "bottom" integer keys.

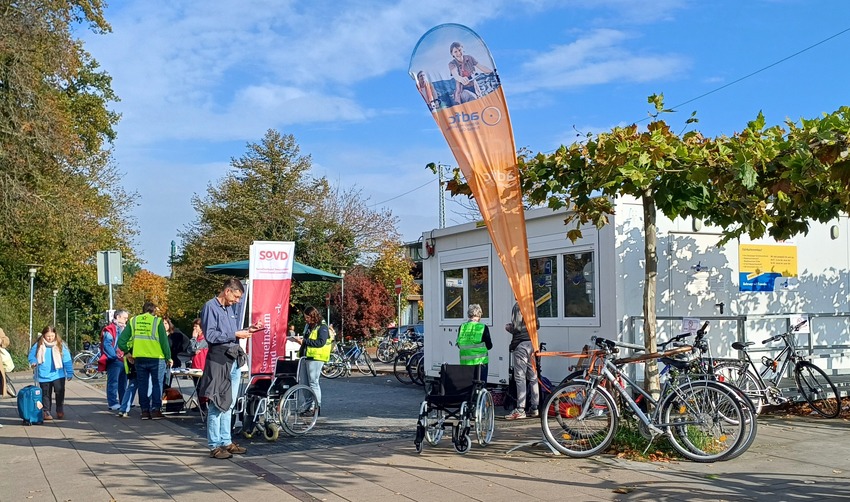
[
  {"left": 353, "top": 350, "right": 369, "bottom": 375},
  {"left": 540, "top": 380, "right": 618, "bottom": 458},
  {"left": 278, "top": 384, "right": 319, "bottom": 435},
  {"left": 376, "top": 342, "right": 395, "bottom": 363},
  {"left": 794, "top": 361, "right": 840, "bottom": 418},
  {"left": 407, "top": 352, "right": 424, "bottom": 386},
  {"left": 321, "top": 353, "right": 345, "bottom": 379},
  {"left": 722, "top": 390, "right": 758, "bottom": 461},
  {"left": 73, "top": 352, "right": 99, "bottom": 380},
  {"left": 364, "top": 352, "right": 377, "bottom": 376},
  {"left": 474, "top": 389, "right": 495, "bottom": 446},
  {"left": 713, "top": 361, "right": 765, "bottom": 415},
  {"left": 662, "top": 380, "right": 745, "bottom": 462},
  {"left": 394, "top": 352, "right": 413, "bottom": 385},
  {"left": 5, "top": 378, "right": 16, "bottom": 397}
]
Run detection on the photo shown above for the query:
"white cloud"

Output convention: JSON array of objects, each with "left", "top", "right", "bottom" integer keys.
[{"left": 513, "top": 29, "right": 689, "bottom": 93}]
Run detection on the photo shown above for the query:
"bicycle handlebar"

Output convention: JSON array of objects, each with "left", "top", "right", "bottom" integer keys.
[
  {"left": 762, "top": 319, "right": 809, "bottom": 344},
  {"left": 660, "top": 321, "right": 711, "bottom": 349},
  {"left": 591, "top": 336, "right": 644, "bottom": 352}
]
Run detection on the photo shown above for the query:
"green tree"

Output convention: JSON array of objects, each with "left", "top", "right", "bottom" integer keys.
[
  {"left": 369, "top": 238, "right": 418, "bottom": 323},
  {"left": 170, "top": 129, "right": 399, "bottom": 319},
  {"left": 0, "top": 0, "right": 134, "bottom": 347},
  {"left": 521, "top": 96, "right": 850, "bottom": 396}
]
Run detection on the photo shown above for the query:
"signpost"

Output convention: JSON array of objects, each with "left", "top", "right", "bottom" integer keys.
[{"left": 96, "top": 250, "right": 123, "bottom": 312}]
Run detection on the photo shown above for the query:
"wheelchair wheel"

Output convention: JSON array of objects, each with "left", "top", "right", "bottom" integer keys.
[
  {"left": 453, "top": 433, "right": 471, "bottom": 454},
  {"left": 278, "top": 384, "right": 318, "bottom": 436},
  {"left": 424, "top": 408, "right": 445, "bottom": 446},
  {"left": 263, "top": 422, "right": 281, "bottom": 442},
  {"left": 474, "top": 389, "right": 495, "bottom": 446}
]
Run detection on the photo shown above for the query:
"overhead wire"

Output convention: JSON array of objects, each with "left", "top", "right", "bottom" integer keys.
[{"left": 375, "top": 25, "right": 850, "bottom": 202}]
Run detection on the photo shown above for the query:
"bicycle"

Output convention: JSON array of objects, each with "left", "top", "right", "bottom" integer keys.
[
  {"left": 321, "top": 339, "right": 377, "bottom": 379},
  {"left": 541, "top": 336, "right": 747, "bottom": 462},
  {"left": 393, "top": 338, "right": 423, "bottom": 385},
  {"left": 553, "top": 325, "right": 757, "bottom": 461},
  {"left": 713, "top": 319, "right": 841, "bottom": 418},
  {"left": 72, "top": 348, "right": 104, "bottom": 380}
]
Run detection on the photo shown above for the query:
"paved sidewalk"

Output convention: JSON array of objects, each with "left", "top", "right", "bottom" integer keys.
[{"left": 1, "top": 374, "right": 849, "bottom": 501}]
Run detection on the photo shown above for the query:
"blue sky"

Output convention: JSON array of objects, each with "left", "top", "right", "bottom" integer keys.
[{"left": 80, "top": 0, "right": 850, "bottom": 276}]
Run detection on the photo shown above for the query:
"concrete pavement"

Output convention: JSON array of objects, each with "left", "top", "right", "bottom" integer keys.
[{"left": 1, "top": 372, "right": 849, "bottom": 501}]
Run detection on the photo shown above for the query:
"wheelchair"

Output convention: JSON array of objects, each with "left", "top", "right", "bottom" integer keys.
[
  {"left": 235, "top": 358, "right": 318, "bottom": 441},
  {"left": 414, "top": 363, "right": 495, "bottom": 454}
]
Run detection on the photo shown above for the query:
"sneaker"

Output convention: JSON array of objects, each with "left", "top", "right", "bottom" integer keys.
[
  {"left": 504, "top": 409, "right": 526, "bottom": 420},
  {"left": 117, "top": 412, "right": 129, "bottom": 418},
  {"left": 108, "top": 405, "right": 121, "bottom": 411},
  {"left": 225, "top": 443, "right": 247, "bottom": 455},
  {"left": 209, "top": 447, "right": 232, "bottom": 460},
  {"left": 151, "top": 410, "right": 165, "bottom": 420},
  {"left": 300, "top": 409, "right": 315, "bottom": 417},
  {"left": 43, "top": 412, "right": 53, "bottom": 421},
  {"left": 528, "top": 409, "right": 540, "bottom": 418},
  {"left": 141, "top": 411, "right": 152, "bottom": 420}
]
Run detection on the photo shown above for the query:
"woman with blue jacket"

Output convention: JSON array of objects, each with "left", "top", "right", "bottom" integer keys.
[{"left": 28, "top": 326, "right": 74, "bottom": 420}]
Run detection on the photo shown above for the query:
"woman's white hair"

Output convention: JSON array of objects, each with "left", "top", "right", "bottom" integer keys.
[{"left": 467, "top": 304, "right": 483, "bottom": 319}]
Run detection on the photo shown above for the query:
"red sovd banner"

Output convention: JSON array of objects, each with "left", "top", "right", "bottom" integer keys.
[
  {"left": 409, "top": 23, "right": 539, "bottom": 349},
  {"left": 248, "top": 241, "right": 294, "bottom": 375}
]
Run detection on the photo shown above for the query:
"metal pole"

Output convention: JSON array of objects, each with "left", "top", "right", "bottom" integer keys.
[
  {"left": 438, "top": 165, "right": 445, "bottom": 229},
  {"left": 397, "top": 293, "right": 402, "bottom": 326},
  {"left": 340, "top": 270, "right": 346, "bottom": 340},
  {"left": 74, "top": 312, "right": 78, "bottom": 347},
  {"left": 28, "top": 267, "right": 37, "bottom": 347},
  {"left": 66, "top": 306, "right": 71, "bottom": 353},
  {"left": 53, "top": 289, "right": 58, "bottom": 326}
]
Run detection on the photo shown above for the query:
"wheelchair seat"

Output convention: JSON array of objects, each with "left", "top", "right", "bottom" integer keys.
[{"left": 426, "top": 364, "right": 479, "bottom": 406}]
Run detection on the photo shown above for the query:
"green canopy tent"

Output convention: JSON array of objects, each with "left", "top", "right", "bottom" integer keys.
[{"left": 205, "top": 259, "right": 341, "bottom": 282}]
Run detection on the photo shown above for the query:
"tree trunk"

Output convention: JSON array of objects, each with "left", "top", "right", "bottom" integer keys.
[{"left": 642, "top": 190, "right": 660, "bottom": 400}]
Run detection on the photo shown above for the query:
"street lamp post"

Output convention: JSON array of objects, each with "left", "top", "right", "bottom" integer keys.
[
  {"left": 26, "top": 265, "right": 39, "bottom": 347},
  {"left": 53, "top": 289, "right": 58, "bottom": 326},
  {"left": 340, "top": 269, "right": 346, "bottom": 340}
]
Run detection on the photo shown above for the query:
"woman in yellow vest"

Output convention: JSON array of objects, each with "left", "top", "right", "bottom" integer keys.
[
  {"left": 293, "top": 305, "right": 330, "bottom": 416},
  {"left": 456, "top": 304, "right": 493, "bottom": 382}
]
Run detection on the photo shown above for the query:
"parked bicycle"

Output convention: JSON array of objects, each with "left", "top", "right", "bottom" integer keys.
[
  {"left": 542, "top": 336, "right": 747, "bottom": 462},
  {"left": 72, "top": 348, "right": 104, "bottom": 380},
  {"left": 322, "top": 339, "right": 377, "bottom": 379},
  {"left": 713, "top": 319, "right": 841, "bottom": 418},
  {"left": 393, "top": 339, "right": 424, "bottom": 385}
]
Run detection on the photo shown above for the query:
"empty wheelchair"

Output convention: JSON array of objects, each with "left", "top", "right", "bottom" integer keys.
[
  {"left": 414, "top": 363, "right": 495, "bottom": 454},
  {"left": 236, "top": 358, "right": 318, "bottom": 441}
]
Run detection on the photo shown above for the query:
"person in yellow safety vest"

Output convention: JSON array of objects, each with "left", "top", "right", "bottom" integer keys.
[
  {"left": 293, "top": 305, "right": 330, "bottom": 417},
  {"left": 456, "top": 303, "right": 493, "bottom": 382},
  {"left": 118, "top": 302, "right": 171, "bottom": 420}
]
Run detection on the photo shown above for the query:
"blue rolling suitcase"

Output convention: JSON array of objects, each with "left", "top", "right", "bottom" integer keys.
[{"left": 17, "top": 372, "right": 44, "bottom": 425}]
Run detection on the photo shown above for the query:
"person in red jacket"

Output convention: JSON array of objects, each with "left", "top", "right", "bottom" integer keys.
[
  {"left": 189, "top": 318, "right": 208, "bottom": 376},
  {"left": 102, "top": 310, "right": 129, "bottom": 411}
]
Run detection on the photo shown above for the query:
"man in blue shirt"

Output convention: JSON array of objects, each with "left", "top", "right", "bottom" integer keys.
[{"left": 197, "top": 278, "right": 261, "bottom": 459}]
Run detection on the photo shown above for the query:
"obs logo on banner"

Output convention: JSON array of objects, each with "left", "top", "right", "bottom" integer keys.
[{"left": 447, "top": 105, "right": 502, "bottom": 131}]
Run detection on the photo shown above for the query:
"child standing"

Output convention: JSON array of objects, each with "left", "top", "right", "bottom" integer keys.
[{"left": 27, "top": 326, "right": 73, "bottom": 420}]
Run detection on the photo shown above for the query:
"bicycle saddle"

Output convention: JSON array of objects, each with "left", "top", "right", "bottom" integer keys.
[{"left": 731, "top": 341, "right": 755, "bottom": 350}]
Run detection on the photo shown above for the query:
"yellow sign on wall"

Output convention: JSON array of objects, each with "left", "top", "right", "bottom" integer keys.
[{"left": 738, "top": 244, "right": 797, "bottom": 292}]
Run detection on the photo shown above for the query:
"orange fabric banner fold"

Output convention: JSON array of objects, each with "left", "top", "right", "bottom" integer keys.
[{"left": 409, "top": 23, "right": 539, "bottom": 349}]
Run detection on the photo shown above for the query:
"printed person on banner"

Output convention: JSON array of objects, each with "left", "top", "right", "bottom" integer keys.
[{"left": 448, "top": 41, "right": 493, "bottom": 105}]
